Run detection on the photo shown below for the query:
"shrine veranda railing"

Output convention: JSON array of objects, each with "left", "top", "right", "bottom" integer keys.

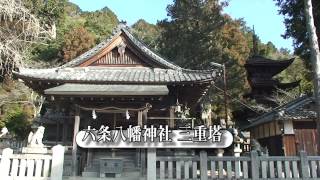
[{"left": 149, "top": 150, "right": 320, "bottom": 180}]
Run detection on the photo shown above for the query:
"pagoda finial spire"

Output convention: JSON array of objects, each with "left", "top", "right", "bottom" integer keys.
[{"left": 252, "top": 25, "right": 259, "bottom": 56}]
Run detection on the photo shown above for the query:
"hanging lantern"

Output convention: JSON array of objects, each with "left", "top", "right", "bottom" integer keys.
[
  {"left": 92, "top": 109, "right": 97, "bottom": 120},
  {"left": 184, "top": 106, "right": 190, "bottom": 116},
  {"left": 175, "top": 105, "right": 181, "bottom": 113},
  {"left": 181, "top": 113, "right": 186, "bottom": 119},
  {"left": 125, "top": 109, "right": 130, "bottom": 120},
  {"left": 175, "top": 99, "right": 181, "bottom": 113}
]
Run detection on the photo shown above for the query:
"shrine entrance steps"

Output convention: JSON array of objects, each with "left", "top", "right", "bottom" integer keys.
[
  {"left": 63, "top": 172, "right": 143, "bottom": 180},
  {"left": 63, "top": 149, "right": 142, "bottom": 179}
]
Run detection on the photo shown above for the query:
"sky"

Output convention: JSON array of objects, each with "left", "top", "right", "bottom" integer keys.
[
  {"left": 69, "top": 0, "right": 294, "bottom": 52},
  {"left": 223, "top": 0, "right": 294, "bottom": 52}
]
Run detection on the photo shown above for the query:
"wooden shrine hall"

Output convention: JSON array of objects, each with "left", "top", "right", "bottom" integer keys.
[{"left": 13, "top": 24, "right": 219, "bottom": 177}]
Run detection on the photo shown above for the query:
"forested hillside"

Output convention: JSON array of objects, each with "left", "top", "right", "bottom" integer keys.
[{"left": 0, "top": 0, "right": 313, "bottom": 138}]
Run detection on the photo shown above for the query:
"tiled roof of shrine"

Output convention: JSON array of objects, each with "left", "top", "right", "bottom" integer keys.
[
  {"left": 242, "top": 95, "right": 316, "bottom": 130},
  {"left": 61, "top": 24, "right": 182, "bottom": 70},
  {"left": 15, "top": 67, "right": 217, "bottom": 84}
]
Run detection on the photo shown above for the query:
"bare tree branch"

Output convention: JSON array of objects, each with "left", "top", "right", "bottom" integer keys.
[{"left": 0, "top": 0, "right": 56, "bottom": 78}]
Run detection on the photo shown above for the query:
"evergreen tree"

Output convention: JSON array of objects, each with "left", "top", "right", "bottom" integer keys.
[
  {"left": 158, "top": 0, "right": 250, "bottom": 118},
  {"left": 275, "top": 0, "right": 320, "bottom": 68}
]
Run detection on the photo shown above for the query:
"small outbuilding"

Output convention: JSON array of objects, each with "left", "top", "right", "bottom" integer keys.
[{"left": 242, "top": 95, "right": 318, "bottom": 156}]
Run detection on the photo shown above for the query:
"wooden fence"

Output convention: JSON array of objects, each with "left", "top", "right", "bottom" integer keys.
[
  {"left": 0, "top": 145, "right": 65, "bottom": 180},
  {"left": 147, "top": 149, "right": 320, "bottom": 180}
]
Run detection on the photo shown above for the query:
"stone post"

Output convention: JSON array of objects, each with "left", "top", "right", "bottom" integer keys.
[
  {"left": 51, "top": 145, "right": 65, "bottom": 180},
  {"left": 234, "top": 143, "right": 243, "bottom": 177},
  {"left": 299, "top": 151, "right": 309, "bottom": 179},
  {"left": 200, "top": 150, "right": 208, "bottom": 180},
  {"left": 147, "top": 148, "right": 156, "bottom": 180},
  {"left": 0, "top": 148, "right": 13, "bottom": 178},
  {"left": 250, "top": 150, "right": 259, "bottom": 179}
]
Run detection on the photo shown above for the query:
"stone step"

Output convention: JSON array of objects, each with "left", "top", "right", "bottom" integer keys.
[
  {"left": 85, "top": 162, "right": 137, "bottom": 170},
  {"left": 93, "top": 154, "right": 137, "bottom": 158},
  {"left": 82, "top": 171, "right": 99, "bottom": 177},
  {"left": 82, "top": 166, "right": 141, "bottom": 178},
  {"left": 66, "top": 171, "right": 142, "bottom": 180},
  {"left": 90, "top": 157, "right": 136, "bottom": 162},
  {"left": 93, "top": 155, "right": 137, "bottom": 158},
  {"left": 84, "top": 166, "right": 140, "bottom": 173},
  {"left": 94, "top": 152, "right": 137, "bottom": 156},
  {"left": 91, "top": 157, "right": 136, "bottom": 162}
]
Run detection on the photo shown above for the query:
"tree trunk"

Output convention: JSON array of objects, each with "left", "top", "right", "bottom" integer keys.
[{"left": 304, "top": 0, "right": 320, "bottom": 154}]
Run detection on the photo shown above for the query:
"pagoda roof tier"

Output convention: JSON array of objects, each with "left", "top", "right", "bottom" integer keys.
[
  {"left": 245, "top": 55, "right": 295, "bottom": 66},
  {"left": 14, "top": 67, "right": 217, "bottom": 84},
  {"left": 277, "top": 81, "right": 300, "bottom": 89},
  {"left": 249, "top": 79, "right": 300, "bottom": 89},
  {"left": 249, "top": 79, "right": 279, "bottom": 87},
  {"left": 245, "top": 55, "right": 295, "bottom": 77}
]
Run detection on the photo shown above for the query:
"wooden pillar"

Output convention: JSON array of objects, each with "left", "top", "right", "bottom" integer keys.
[
  {"left": 72, "top": 106, "right": 80, "bottom": 176},
  {"left": 55, "top": 120, "right": 59, "bottom": 144},
  {"left": 143, "top": 109, "right": 148, "bottom": 125},
  {"left": 140, "top": 149, "right": 146, "bottom": 176},
  {"left": 111, "top": 113, "right": 117, "bottom": 158},
  {"left": 62, "top": 116, "right": 68, "bottom": 145},
  {"left": 141, "top": 110, "right": 148, "bottom": 176},
  {"left": 169, "top": 106, "right": 175, "bottom": 128},
  {"left": 138, "top": 110, "right": 143, "bottom": 126},
  {"left": 136, "top": 111, "right": 143, "bottom": 167},
  {"left": 168, "top": 107, "right": 175, "bottom": 155},
  {"left": 113, "top": 113, "right": 117, "bottom": 129},
  {"left": 86, "top": 149, "right": 93, "bottom": 167}
]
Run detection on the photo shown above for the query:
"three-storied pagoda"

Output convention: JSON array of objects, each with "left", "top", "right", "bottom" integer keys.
[
  {"left": 14, "top": 24, "right": 219, "bottom": 177},
  {"left": 244, "top": 55, "right": 300, "bottom": 106}
]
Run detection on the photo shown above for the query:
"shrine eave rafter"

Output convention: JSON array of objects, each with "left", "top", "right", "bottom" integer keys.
[{"left": 44, "top": 84, "right": 169, "bottom": 96}]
